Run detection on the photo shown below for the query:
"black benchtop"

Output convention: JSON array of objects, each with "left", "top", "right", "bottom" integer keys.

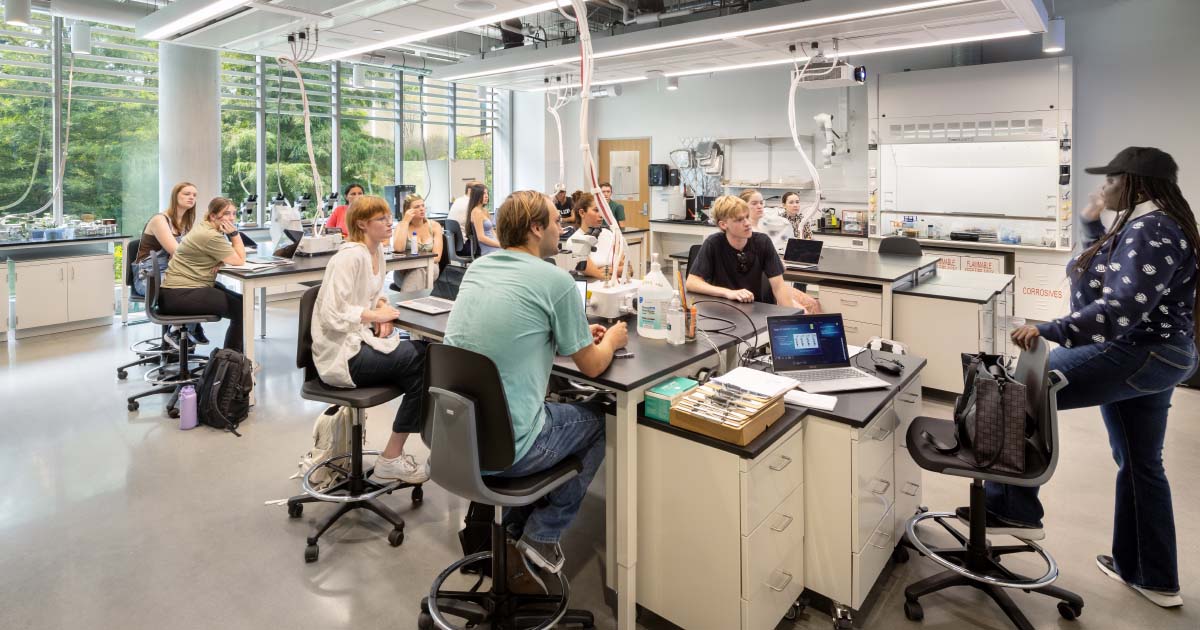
[
  {"left": 0, "top": 233, "right": 130, "bottom": 248},
  {"left": 895, "top": 269, "right": 1015, "bottom": 304},
  {"left": 650, "top": 219, "right": 715, "bottom": 227},
  {"left": 784, "top": 249, "right": 941, "bottom": 283}
]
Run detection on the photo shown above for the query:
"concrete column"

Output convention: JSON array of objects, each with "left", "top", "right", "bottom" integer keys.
[{"left": 158, "top": 43, "right": 220, "bottom": 209}]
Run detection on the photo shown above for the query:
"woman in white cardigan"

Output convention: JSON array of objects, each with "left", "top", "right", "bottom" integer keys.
[{"left": 311, "top": 195, "right": 428, "bottom": 484}]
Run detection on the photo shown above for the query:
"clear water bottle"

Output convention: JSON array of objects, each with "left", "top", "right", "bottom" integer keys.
[
  {"left": 409, "top": 231, "right": 419, "bottom": 255},
  {"left": 667, "top": 291, "right": 685, "bottom": 345},
  {"left": 179, "top": 385, "right": 198, "bottom": 430}
]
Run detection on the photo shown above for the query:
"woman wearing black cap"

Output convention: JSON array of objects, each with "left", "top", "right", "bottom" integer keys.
[{"left": 982, "top": 147, "right": 1198, "bottom": 608}]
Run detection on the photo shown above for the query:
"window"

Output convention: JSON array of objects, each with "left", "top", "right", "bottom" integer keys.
[
  {"left": 265, "top": 60, "right": 332, "bottom": 216},
  {"left": 454, "top": 84, "right": 496, "bottom": 194},
  {"left": 403, "top": 76, "right": 453, "bottom": 211},
  {"left": 220, "top": 52, "right": 258, "bottom": 217},
  {"left": 0, "top": 9, "right": 53, "bottom": 221},
  {"left": 59, "top": 22, "right": 158, "bottom": 232},
  {"left": 338, "top": 63, "right": 398, "bottom": 198}
]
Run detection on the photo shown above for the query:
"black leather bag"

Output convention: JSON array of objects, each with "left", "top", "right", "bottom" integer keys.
[
  {"left": 432, "top": 263, "right": 467, "bottom": 300},
  {"left": 928, "top": 353, "right": 1027, "bottom": 474}
]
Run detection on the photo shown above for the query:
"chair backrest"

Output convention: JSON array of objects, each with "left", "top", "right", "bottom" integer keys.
[
  {"left": 445, "top": 219, "right": 472, "bottom": 258},
  {"left": 1011, "top": 338, "right": 1066, "bottom": 485},
  {"left": 124, "top": 238, "right": 141, "bottom": 288},
  {"left": 438, "top": 231, "right": 453, "bottom": 272},
  {"left": 879, "top": 236, "right": 923, "bottom": 256},
  {"left": 421, "top": 344, "right": 517, "bottom": 482},
  {"left": 143, "top": 255, "right": 163, "bottom": 316},
  {"left": 685, "top": 243, "right": 702, "bottom": 273},
  {"left": 296, "top": 286, "right": 321, "bottom": 380}
]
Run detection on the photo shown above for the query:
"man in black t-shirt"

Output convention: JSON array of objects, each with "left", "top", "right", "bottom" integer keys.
[
  {"left": 552, "top": 188, "right": 572, "bottom": 217},
  {"left": 686, "top": 195, "right": 800, "bottom": 308}
]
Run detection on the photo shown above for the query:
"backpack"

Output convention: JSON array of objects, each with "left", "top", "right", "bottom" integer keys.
[
  {"left": 293, "top": 405, "right": 363, "bottom": 490},
  {"left": 459, "top": 502, "right": 496, "bottom": 577},
  {"left": 197, "top": 348, "right": 253, "bottom": 436}
]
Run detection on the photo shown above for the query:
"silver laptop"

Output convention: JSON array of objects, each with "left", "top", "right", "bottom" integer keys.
[
  {"left": 397, "top": 296, "right": 454, "bottom": 315},
  {"left": 767, "top": 313, "right": 890, "bottom": 393},
  {"left": 782, "top": 238, "right": 823, "bottom": 270}
]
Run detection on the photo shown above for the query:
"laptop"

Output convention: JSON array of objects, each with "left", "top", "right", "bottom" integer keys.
[
  {"left": 397, "top": 295, "right": 455, "bottom": 315},
  {"left": 782, "top": 238, "right": 823, "bottom": 270},
  {"left": 242, "top": 232, "right": 295, "bottom": 264},
  {"left": 767, "top": 313, "right": 890, "bottom": 393}
]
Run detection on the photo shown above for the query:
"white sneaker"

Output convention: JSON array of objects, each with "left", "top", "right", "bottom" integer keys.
[
  {"left": 1096, "top": 555, "right": 1183, "bottom": 608},
  {"left": 371, "top": 453, "right": 429, "bottom": 484}
]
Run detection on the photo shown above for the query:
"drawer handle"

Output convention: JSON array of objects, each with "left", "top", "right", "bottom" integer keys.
[
  {"left": 870, "top": 532, "right": 893, "bottom": 549},
  {"left": 767, "top": 570, "right": 794, "bottom": 592},
  {"left": 873, "top": 427, "right": 892, "bottom": 441},
  {"left": 870, "top": 479, "right": 891, "bottom": 495},
  {"left": 845, "top": 325, "right": 858, "bottom": 332},
  {"left": 770, "top": 513, "right": 795, "bottom": 533},
  {"left": 902, "top": 482, "right": 920, "bottom": 496},
  {"left": 840, "top": 299, "right": 859, "bottom": 306},
  {"left": 769, "top": 455, "right": 793, "bottom": 472},
  {"left": 899, "top": 393, "right": 920, "bottom": 403}
]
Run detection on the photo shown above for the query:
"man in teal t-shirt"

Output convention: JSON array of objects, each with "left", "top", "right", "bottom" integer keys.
[
  {"left": 600, "top": 182, "right": 626, "bottom": 228},
  {"left": 445, "top": 190, "right": 628, "bottom": 576}
]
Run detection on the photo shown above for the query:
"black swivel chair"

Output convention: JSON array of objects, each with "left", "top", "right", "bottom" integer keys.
[
  {"left": 879, "top": 236, "right": 924, "bottom": 256},
  {"left": 901, "top": 339, "right": 1084, "bottom": 628},
  {"left": 445, "top": 219, "right": 474, "bottom": 262},
  {"left": 417, "top": 344, "right": 594, "bottom": 630},
  {"left": 285, "top": 286, "right": 424, "bottom": 563},
  {"left": 126, "top": 256, "right": 220, "bottom": 417},
  {"left": 117, "top": 239, "right": 169, "bottom": 379}
]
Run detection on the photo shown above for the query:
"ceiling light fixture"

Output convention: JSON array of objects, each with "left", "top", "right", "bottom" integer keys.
[
  {"left": 455, "top": 1, "right": 498, "bottom": 11},
  {"left": 314, "top": 0, "right": 573, "bottom": 62},
  {"left": 71, "top": 21, "right": 92, "bottom": 55},
  {"left": 143, "top": 0, "right": 249, "bottom": 41},
  {"left": 666, "top": 77, "right": 679, "bottom": 91},
  {"left": 529, "top": 76, "right": 648, "bottom": 93},
  {"left": 4, "top": 0, "right": 30, "bottom": 26},
  {"left": 441, "top": 0, "right": 976, "bottom": 82},
  {"left": 1042, "top": 17, "right": 1065, "bottom": 53}
]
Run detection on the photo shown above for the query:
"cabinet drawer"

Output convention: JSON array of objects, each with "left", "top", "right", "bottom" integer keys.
[
  {"left": 894, "top": 450, "right": 924, "bottom": 543},
  {"left": 853, "top": 455, "right": 895, "bottom": 553},
  {"left": 741, "top": 484, "right": 804, "bottom": 601},
  {"left": 852, "top": 505, "right": 897, "bottom": 609},
  {"left": 893, "top": 381, "right": 922, "bottom": 448},
  {"left": 852, "top": 405, "right": 896, "bottom": 471},
  {"left": 742, "top": 427, "right": 804, "bottom": 534},
  {"left": 821, "top": 288, "right": 882, "bottom": 325},
  {"left": 815, "top": 234, "right": 869, "bottom": 250},
  {"left": 842, "top": 320, "right": 882, "bottom": 347}
]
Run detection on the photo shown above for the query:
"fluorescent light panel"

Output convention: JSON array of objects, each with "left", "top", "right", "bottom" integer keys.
[
  {"left": 145, "top": 0, "right": 249, "bottom": 40},
  {"left": 443, "top": 0, "right": 975, "bottom": 81},
  {"left": 314, "top": 0, "right": 573, "bottom": 62}
]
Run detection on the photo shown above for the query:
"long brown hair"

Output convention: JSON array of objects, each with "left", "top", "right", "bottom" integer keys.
[
  {"left": 166, "top": 181, "right": 197, "bottom": 234},
  {"left": 204, "top": 197, "right": 235, "bottom": 223},
  {"left": 572, "top": 192, "right": 597, "bottom": 227},
  {"left": 1075, "top": 173, "right": 1200, "bottom": 337}
]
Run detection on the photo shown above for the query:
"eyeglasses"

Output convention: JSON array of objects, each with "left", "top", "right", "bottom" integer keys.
[{"left": 736, "top": 250, "right": 753, "bottom": 274}]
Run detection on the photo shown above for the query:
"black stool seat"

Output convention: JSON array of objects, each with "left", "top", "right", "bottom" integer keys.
[
  {"left": 907, "top": 417, "right": 1048, "bottom": 482},
  {"left": 301, "top": 381, "right": 404, "bottom": 408},
  {"left": 485, "top": 458, "right": 582, "bottom": 498},
  {"left": 151, "top": 312, "right": 221, "bottom": 326}
]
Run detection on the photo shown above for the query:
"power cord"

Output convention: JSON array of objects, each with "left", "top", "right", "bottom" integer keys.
[{"left": 692, "top": 300, "right": 760, "bottom": 367}]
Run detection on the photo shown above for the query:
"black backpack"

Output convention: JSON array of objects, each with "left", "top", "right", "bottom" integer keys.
[{"left": 197, "top": 348, "right": 253, "bottom": 436}]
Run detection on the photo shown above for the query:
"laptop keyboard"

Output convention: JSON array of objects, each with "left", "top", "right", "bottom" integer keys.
[{"left": 783, "top": 367, "right": 866, "bottom": 382}]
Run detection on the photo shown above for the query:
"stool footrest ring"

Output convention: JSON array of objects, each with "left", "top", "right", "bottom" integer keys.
[
  {"left": 427, "top": 551, "right": 571, "bottom": 630},
  {"left": 300, "top": 450, "right": 401, "bottom": 502},
  {"left": 905, "top": 511, "right": 1059, "bottom": 590}
]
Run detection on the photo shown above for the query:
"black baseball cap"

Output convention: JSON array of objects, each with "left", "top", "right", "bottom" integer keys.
[{"left": 1085, "top": 146, "right": 1178, "bottom": 182}]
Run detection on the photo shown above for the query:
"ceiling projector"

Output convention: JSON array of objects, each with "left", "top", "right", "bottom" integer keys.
[{"left": 795, "top": 60, "right": 867, "bottom": 89}]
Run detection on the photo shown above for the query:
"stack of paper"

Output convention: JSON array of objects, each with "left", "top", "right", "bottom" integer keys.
[{"left": 711, "top": 367, "right": 798, "bottom": 398}]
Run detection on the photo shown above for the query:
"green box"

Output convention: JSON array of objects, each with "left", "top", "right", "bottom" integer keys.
[{"left": 644, "top": 376, "right": 698, "bottom": 423}]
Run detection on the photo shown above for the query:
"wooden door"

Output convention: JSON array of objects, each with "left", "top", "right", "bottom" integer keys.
[{"left": 597, "top": 138, "right": 651, "bottom": 231}]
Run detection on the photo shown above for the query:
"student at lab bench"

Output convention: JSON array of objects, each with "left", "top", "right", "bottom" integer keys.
[
  {"left": 551, "top": 187, "right": 572, "bottom": 218},
  {"left": 599, "top": 182, "right": 626, "bottom": 229},
  {"left": 391, "top": 194, "right": 443, "bottom": 291},
  {"left": 446, "top": 189, "right": 627, "bottom": 579},
  {"left": 158, "top": 197, "right": 246, "bottom": 352},
  {"left": 134, "top": 181, "right": 207, "bottom": 348},
  {"left": 739, "top": 188, "right": 821, "bottom": 313},
  {"left": 565, "top": 192, "right": 624, "bottom": 280},
  {"left": 324, "top": 183, "right": 365, "bottom": 234},
  {"left": 311, "top": 195, "right": 430, "bottom": 484},
  {"left": 998, "top": 147, "right": 1198, "bottom": 609},
  {"left": 778, "top": 191, "right": 812, "bottom": 239},
  {"left": 687, "top": 195, "right": 800, "bottom": 308},
  {"left": 467, "top": 183, "right": 500, "bottom": 256}
]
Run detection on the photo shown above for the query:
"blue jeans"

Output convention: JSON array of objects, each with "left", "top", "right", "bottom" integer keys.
[
  {"left": 985, "top": 336, "right": 1197, "bottom": 592},
  {"left": 494, "top": 402, "right": 606, "bottom": 544},
  {"left": 346, "top": 340, "right": 428, "bottom": 433}
]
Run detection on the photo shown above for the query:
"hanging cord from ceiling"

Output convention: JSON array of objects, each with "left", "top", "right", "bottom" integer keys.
[
  {"left": 787, "top": 41, "right": 841, "bottom": 233},
  {"left": 6, "top": 52, "right": 78, "bottom": 220},
  {"left": 274, "top": 26, "right": 325, "bottom": 219}
]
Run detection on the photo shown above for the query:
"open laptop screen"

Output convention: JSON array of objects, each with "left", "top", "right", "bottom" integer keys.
[
  {"left": 768, "top": 314, "right": 852, "bottom": 371},
  {"left": 783, "top": 238, "right": 823, "bottom": 264}
]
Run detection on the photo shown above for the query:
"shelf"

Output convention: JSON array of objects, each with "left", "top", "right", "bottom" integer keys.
[
  {"left": 878, "top": 210, "right": 1059, "bottom": 222},
  {"left": 723, "top": 181, "right": 815, "bottom": 190}
]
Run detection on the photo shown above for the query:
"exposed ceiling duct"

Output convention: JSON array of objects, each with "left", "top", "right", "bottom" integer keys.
[{"left": 30, "top": 0, "right": 156, "bottom": 29}]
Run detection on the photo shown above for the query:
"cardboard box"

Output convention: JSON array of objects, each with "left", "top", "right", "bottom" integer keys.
[
  {"left": 669, "top": 396, "right": 785, "bottom": 446},
  {"left": 644, "top": 377, "right": 698, "bottom": 422}
]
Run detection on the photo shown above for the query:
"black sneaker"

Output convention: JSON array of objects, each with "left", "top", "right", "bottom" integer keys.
[
  {"left": 1096, "top": 555, "right": 1183, "bottom": 608},
  {"left": 954, "top": 506, "right": 1045, "bottom": 541},
  {"left": 517, "top": 536, "right": 565, "bottom": 574},
  {"left": 187, "top": 325, "right": 210, "bottom": 346},
  {"left": 162, "top": 328, "right": 182, "bottom": 351},
  {"left": 505, "top": 540, "right": 548, "bottom": 595}
]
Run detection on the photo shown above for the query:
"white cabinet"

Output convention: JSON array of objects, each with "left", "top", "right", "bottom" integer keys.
[
  {"left": 961, "top": 254, "right": 1004, "bottom": 275},
  {"left": 0, "top": 279, "right": 9, "bottom": 340},
  {"left": 1014, "top": 261, "right": 1068, "bottom": 321},
  {"left": 813, "top": 233, "right": 869, "bottom": 251},
  {"left": 821, "top": 286, "right": 883, "bottom": 346},
  {"left": 892, "top": 380, "right": 924, "bottom": 543},
  {"left": 13, "top": 254, "right": 114, "bottom": 335}
]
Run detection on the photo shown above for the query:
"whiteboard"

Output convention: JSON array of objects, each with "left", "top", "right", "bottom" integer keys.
[{"left": 879, "top": 141, "right": 1058, "bottom": 219}]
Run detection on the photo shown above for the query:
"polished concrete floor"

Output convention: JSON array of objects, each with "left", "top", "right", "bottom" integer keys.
[{"left": 1, "top": 300, "right": 1197, "bottom": 630}]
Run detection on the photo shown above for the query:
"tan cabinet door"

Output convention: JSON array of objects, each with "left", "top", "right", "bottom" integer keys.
[
  {"left": 67, "top": 256, "right": 116, "bottom": 321},
  {"left": 15, "top": 262, "right": 68, "bottom": 329},
  {"left": 598, "top": 138, "right": 651, "bottom": 231}
]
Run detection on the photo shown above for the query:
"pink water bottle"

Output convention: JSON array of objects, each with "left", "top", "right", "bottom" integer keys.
[{"left": 179, "top": 385, "right": 198, "bottom": 430}]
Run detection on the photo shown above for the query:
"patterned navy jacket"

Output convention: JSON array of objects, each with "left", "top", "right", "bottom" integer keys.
[{"left": 1036, "top": 201, "right": 1197, "bottom": 348}]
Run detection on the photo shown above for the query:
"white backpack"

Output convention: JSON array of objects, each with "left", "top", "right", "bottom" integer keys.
[{"left": 292, "top": 405, "right": 362, "bottom": 491}]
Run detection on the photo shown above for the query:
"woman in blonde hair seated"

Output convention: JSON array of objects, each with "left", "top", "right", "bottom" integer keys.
[
  {"left": 391, "top": 194, "right": 443, "bottom": 291},
  {"left": 311, "top": 195, "right": 430, "bottom": 484}
]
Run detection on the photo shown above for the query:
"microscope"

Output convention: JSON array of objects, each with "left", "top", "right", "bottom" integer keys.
[{"left": 239, "top": 194, "right": 258, "bottom": 228}]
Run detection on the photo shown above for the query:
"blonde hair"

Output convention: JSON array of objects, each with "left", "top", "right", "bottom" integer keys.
[
  {"left": 402, "top": 194, "right": 425, "bottom": 212},
  {"left": 711, "top": 195, "right": 750, "bottom": 225},
  {"left": 737, "top": 188, "right": 762, "bottom": 204},
  {"left": 497, "top": 190, "right": 552, "bottom": 248},
  {"left": 346, "top": 195, "right": 391, "bottom": 243}
]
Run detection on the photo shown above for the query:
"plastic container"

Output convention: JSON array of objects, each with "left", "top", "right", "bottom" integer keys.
[
  {"left": 178, "top": 385, "right": 198, "bottom": 430},
  {"left": 409, "top": 231, "right": 419, "bottom": 255},
  {"left": 638, "top": 253, "right": 672, "bottom": 339},
  {"left": 667, "top": 291, "right": 685, "bottom": 345}
]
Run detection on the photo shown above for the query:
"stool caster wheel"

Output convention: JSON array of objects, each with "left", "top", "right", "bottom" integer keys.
[
  {"left": 168, "top": 407, "right": 180, "bottom": 419},
  {"left": 417, "top": 612, "right": 434, "bottom": 630},
  {"left": 904, "top": 600, "right": 924, "bottom": 622},
  {"left": 304, "top": 544, "right": 319, "bottom": 563},
  {"left": 388, "top": 529, "right": 404, "bottom": 547},
  {"left": 287, "top": 502, "right": 303, "bottom": 518},
  {"left": 1058, "top": 601, "right": 1082, "bottom": 621},
  {"left": 784, "top": 601, "right": 801, "bottom": 621},
  {"left": 834, "top": 617, "right": 853, "bottom": 630},
  {"left": 128, "top": 401, "right": 139, "bottom": 412},
  {"left": 412, "top": 485, "right": 424, "bottom": 505},
  {"left": 117, "top": 370, "right": 128, "bottom": 380},
  {"left": 893, "top": 546, "right": 910, "bottom": 564}
]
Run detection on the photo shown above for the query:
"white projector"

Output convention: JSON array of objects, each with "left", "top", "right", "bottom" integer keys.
[{"left": 795, "top": 61, "right": 866, "bottom": 89}]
